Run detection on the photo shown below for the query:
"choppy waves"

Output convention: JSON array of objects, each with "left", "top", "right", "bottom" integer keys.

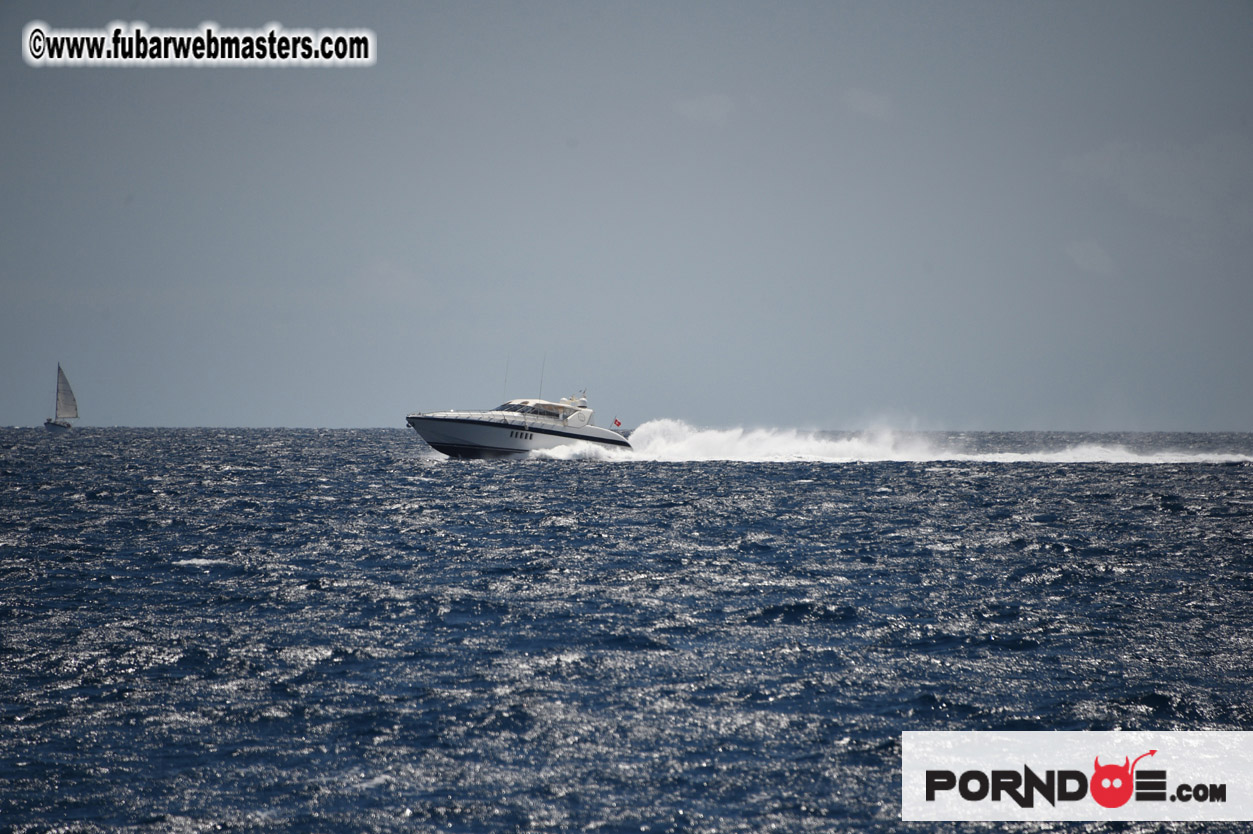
[{"left": 2, "top": 428, "right": 1252, "bottom": 832}]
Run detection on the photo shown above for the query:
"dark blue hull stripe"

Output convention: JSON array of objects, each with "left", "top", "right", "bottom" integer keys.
[{"left": 426, "top": 442, "right": 528, "bottom": 459}]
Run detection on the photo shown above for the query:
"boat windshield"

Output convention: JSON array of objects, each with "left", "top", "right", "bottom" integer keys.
[
  {"left": 493, "top": 401, "right": 571, "bottom": 417},
  {"left": 494, "top": 403, "right": 544, "bottom": 415}
]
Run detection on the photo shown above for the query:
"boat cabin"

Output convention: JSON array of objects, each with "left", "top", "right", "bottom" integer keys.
[{"left": 493, "top": 395, "right": 592, "bottom": 427}]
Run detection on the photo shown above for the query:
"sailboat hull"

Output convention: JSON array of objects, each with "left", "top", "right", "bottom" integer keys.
[{"left": 44, "top": 419, "right": 72, "bottom": 432}]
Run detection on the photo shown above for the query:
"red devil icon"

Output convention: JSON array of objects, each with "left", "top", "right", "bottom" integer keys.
[{"left": 1090, "top": 750, "right": 1156, "bottom": 808}]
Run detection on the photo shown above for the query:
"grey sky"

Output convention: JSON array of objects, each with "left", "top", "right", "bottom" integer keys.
[{"left": 3, "top": 1, "right": 1251, "bottom": 430}]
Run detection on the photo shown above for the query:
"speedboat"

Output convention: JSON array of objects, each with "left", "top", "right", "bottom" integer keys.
[{"left": 406, "top": 392, "right": 631, "bottom": 458}]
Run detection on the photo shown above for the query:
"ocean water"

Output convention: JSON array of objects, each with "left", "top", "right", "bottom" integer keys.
[{"left": 2, "top": 425, "right": 1252, "bottom": 832}]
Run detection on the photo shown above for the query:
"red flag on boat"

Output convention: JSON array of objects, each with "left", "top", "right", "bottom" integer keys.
[{"left": 613, "top": 417, "right": 621, "bottom": 427}]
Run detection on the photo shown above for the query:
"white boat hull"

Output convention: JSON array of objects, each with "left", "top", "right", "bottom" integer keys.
[{"left": 407, "top": 414, "right": 630, "bottom": 459}]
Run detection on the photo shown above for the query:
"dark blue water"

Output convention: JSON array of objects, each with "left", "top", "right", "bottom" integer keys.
[{"left": 3, "top": 427, "right": 1252, "bottom": 832}]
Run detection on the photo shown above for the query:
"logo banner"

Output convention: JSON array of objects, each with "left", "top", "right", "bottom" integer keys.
[{"left": 902, "top": 731, "right": 1253, "bottom": 821}]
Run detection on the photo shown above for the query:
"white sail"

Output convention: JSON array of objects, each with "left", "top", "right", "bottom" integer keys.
[{"left": 55, "top": 364, "right": 78, "bottom": 420}]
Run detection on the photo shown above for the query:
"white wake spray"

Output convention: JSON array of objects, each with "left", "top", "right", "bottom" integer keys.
[
  {"left": 531, "top": 419, "right": 1253, "bottom": 464},
  {"left": 621, "top": 419, "right": 936, "bottom": 462}
]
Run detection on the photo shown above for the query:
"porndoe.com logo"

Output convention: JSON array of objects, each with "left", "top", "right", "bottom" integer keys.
[
  {"left": 925, "top": 748, "right": 1224, "bottom": 809},
  {"left": 902, "top": 732, "right": 1253, "bottom": 821}
]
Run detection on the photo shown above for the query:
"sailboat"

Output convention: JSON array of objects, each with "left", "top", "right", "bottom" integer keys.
[{"left": 44, "top": 363, "right": 78, "bottom": 431}]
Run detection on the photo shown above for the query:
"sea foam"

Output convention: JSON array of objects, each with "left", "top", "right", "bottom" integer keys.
[{"left": 534, "top": 420, "right": 1253, "bottom": 463}]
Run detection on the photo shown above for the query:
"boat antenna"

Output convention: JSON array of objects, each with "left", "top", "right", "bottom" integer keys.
[
  {"left": 538, "top": 353, "right": 546, "bottom": 400},
  {"left": 502, "top": 357, "right": 510, "bottom": 403}
]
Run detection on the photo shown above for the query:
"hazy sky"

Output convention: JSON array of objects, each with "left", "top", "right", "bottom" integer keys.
[{"left": 3, "top": 1, "right": 1251, "bottom": 430}]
